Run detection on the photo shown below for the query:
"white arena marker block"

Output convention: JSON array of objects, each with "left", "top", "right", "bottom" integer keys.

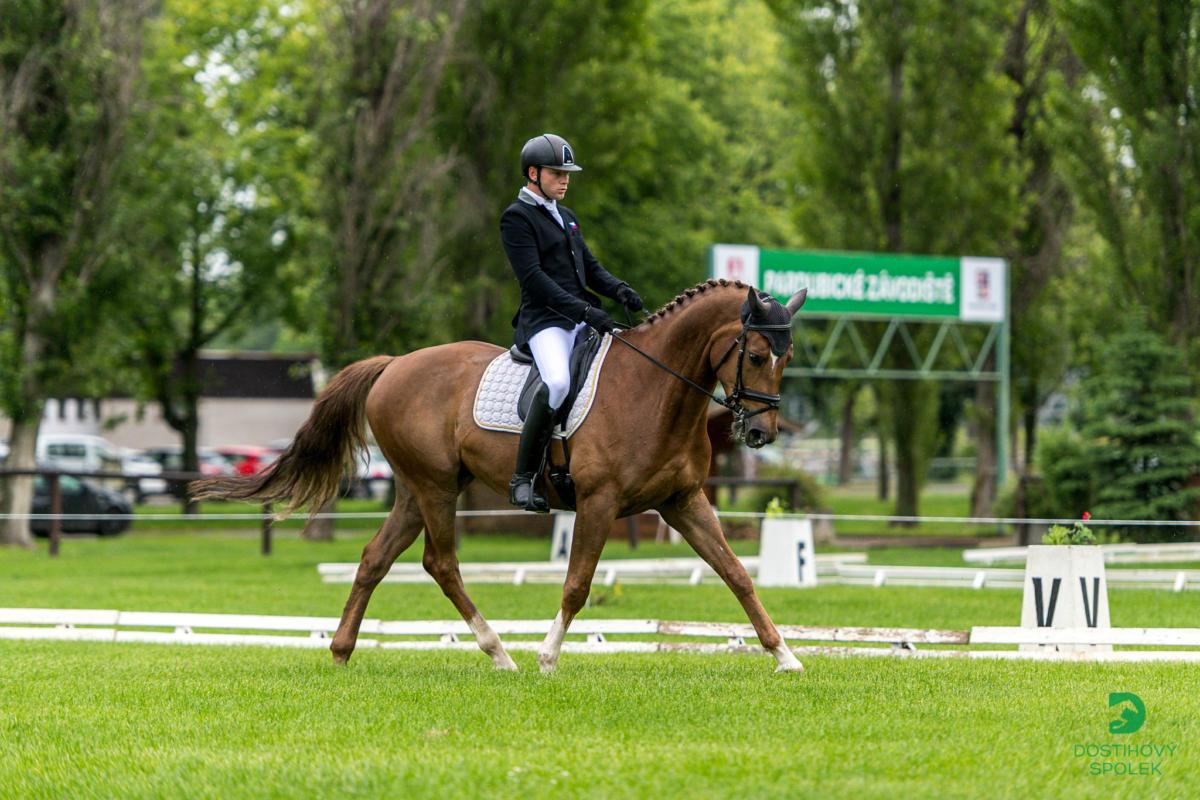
[
  {"left": 550, "top": 512, "right": 574, "bottom": 562},
  {"left": 973, "top": 571, "right": 987, "bottom": 590},
  {"left": 756, "top": 518, "right": 817, "bottom": 588},
  {"left": 1175, "top": 572, "right": 1187, "bottom": 593},
  {"left": 1019, "top": 545, "right": 1111, "bottom": 653}
]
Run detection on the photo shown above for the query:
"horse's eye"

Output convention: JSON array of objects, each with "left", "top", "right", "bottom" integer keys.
[{"left": 747, "top": 353, "right": 766, "bottom": 367}]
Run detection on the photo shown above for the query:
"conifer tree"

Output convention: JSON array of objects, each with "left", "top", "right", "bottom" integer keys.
[{"left": 1072, "top": 324, "right": 1200, "bottom": 539}]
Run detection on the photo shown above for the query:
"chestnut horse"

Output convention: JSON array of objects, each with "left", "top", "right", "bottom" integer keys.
[{"left": 193, "top": 279, "right": 807, "bottom": 672}]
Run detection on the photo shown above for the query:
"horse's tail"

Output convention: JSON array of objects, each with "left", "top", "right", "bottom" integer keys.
[{"left": 189, "top": 355, "right": 394, "bottom": 518}]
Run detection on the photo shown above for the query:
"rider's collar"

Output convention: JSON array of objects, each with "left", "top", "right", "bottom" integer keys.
[{"left": 518, "top": 186, "right": 558, "bottom": 212}]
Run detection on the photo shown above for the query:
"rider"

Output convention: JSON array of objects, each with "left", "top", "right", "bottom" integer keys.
[{"left": 500, "top": 133, "right": 644, "bottom": 512}]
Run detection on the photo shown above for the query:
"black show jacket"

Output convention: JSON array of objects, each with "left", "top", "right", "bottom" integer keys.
[{"left": 500, "top": 196, "right": 627, "bottom": 350}]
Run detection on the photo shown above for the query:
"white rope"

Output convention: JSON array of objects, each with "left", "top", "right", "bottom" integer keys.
[{"left": 0, "top": 508, "right": 1197, "bottom": 527}]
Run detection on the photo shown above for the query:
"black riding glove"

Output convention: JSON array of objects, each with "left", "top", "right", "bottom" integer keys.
[
  {"left": 582, "top": 305, "right": 617, "bottom": 334},
  {"left": 615, "top": 284, "right": 644, "bottom": 311}
]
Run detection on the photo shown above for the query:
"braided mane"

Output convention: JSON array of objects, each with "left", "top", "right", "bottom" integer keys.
[{"left": 634, "top": 278, "right": 748, "bottom": 330}]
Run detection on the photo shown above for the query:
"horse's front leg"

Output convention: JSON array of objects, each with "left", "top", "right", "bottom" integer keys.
[
  {"left": 658, "top": 490, "right": 803, "bottom": 672},
  {"left": 538, "top": 497, "right": 615, "bottom": 673}
]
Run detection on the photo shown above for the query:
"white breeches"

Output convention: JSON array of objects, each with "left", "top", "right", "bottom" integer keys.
[{"left": 528, "top": 322, "right": 587, "bottom": 410}]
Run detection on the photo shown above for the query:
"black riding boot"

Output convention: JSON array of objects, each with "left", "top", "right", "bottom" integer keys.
[{"left": 508, "top": 388, "right": 556, "bottom": 513}]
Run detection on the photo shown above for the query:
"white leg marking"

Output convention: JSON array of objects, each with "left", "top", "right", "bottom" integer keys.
[
  {"left": 469, "top": 614, "right": 517, "bottom": 671},
  {"left": 538, "top": 610, "right": 567, "bottom": 673},
  {"left": 771, "top": 642, "right": 804, "bottom": 673}
]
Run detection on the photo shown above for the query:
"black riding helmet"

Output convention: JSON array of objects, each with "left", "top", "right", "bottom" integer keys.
[{"left": 520, "top": 133, "right": 582, "bottom": 195}]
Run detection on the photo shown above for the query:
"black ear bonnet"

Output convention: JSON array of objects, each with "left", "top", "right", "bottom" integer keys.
[{"left": 739, "top": 291, "right": 793, "bottom": 356}]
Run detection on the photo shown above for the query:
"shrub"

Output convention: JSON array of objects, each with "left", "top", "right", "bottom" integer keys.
[{"left": 1035, "top": 426, "right": 1093, "bottom": 519}]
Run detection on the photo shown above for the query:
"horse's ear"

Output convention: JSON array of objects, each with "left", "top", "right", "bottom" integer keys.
[
  {"left": 785, "top": 288, "right": 808, "bottom": 317},
  {"left": 747, "top": 286, "right": 768, "bottom": 317}
]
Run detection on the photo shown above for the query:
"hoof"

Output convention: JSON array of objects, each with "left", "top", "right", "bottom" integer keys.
[
  {"left": 493, "top": 655, "right": 519, "bottom": 671},
  {"left": 771, "top": 645, "right": 804, "bottom": 673},
  {"left": 537, "top": 654, "right": 558, "bottom": 674}
]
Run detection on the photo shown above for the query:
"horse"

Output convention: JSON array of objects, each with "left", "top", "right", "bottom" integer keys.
[{"left": 192, "top": 279, "right": 808, "bottom": 673}]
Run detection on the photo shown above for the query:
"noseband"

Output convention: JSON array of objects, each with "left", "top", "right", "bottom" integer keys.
[{"left": 712, "top": 318, "right": 790, "bottom": 425}]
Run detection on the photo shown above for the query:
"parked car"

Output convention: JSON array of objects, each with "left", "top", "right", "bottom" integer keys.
[
  {"left": 144, "top": 446, "right": 233, "bottom": 476},
  {"left": 143, "top": 446, "right": 234, "bottom": 498},
  {"left": 36, "top": 433, "right": 126, "bottom": 495},
  {"left": 36, "top": 433, "right": 123, "bottom": 473},
  {"left": 31, "top": 474, "right": 131, "bottom": 536},
  {"left": 119, "top": 449, "right": 168, "bottom": 503},
  {"left": 359, "top": 445, "right": 394, "bottom": 499},
  {"left": 212, "top": 445, "right": 278, "bottom": 477}
]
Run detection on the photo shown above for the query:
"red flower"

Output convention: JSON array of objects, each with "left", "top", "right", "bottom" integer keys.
[{"left": 1082, "top": 511, "right": 1092, "bottom": 521}]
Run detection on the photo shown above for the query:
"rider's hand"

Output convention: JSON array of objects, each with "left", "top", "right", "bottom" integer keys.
[
  {"left": 615, "top": 284, "right": 644, "bottom": 311},
  {"left": 583, "top": 306, "right": 617, "bottom": 335}
]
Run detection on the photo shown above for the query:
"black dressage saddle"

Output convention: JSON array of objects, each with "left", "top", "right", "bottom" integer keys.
[{"left": 509, "top": 328, "right": 603, "bottom": 427}]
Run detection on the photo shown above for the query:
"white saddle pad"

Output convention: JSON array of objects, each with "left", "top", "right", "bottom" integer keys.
[{"left": 473, "top": 334, "right": 614, "bottom": 438}]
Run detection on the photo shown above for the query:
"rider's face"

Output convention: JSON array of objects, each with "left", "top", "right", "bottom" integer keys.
[{"left": 530, "top": 167, "right": 570, "bottom": 201}]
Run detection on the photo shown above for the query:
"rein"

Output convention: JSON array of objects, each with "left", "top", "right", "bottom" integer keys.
[{"left": 549, "top": 305, "right": 788, "bottom": 425}]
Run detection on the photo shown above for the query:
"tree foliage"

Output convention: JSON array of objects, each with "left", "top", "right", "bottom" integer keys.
[
  {"left": 768, "top": 0, "right": 1020, "bottom": 516},
  {"left": 110, "top": 0, "right": 310, "bottom": 475},
  {"left": 1055, "top": 323, "right": 1200, "bottom": 538},
  {"left": 0, "top": 0, "right": 153, "bottom": 546},
  {"left": 1052, "top": 0, "right": 1200, "bottom": 353},
  {"left": 306, "top": 0, "right": 469, "bottom": 366}
]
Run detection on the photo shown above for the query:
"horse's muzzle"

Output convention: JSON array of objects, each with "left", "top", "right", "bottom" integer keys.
[{"left": 745, "top": 427, "right": 774, "bottom": 449}]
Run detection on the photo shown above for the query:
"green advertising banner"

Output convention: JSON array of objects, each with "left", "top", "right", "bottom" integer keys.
[{"left": 708, "top": 245, "right": 1006, "bottom": 322}]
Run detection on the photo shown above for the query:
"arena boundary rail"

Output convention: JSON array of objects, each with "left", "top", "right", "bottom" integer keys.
[
  {"left": 3, "top": 608, "right": 1199, "bottom": 662},
  {"left": 315, "top": 557, "right": 1200, "bottom": 592}
]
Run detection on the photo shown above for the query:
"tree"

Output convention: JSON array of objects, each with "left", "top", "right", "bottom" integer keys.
[
  {"left": 1064, "top": 323, "right": 1200, "bottom": 540},
  {"left": 440, "top": 0, "right": 798, "bottom": 347},
  {"left": 0, "top": 1, "right": 153, "bottom": 547},
  {"left": 1052, "top": 0, "right": 1200, "bottom": 357},
  {"left": 967, "top": 0, "right": 1080, "bottom": 519},
  {"left": 306, "top": 0, "right": 469, "bottom": 368},
  {"left": 769, "top": 0, "right": 1020, "bottom": 516},
  {"left": 114, "top": 0, "right": 308, "bottom": 493}
]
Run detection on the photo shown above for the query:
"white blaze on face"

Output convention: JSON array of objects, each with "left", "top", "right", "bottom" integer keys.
[{"left": 769, "top": 354, "right": 778, "bottom": 371}]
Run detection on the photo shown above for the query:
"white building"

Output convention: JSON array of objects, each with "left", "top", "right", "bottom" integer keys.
[{"left": 5, "top": 352, "right": 320, "bottom": 451}]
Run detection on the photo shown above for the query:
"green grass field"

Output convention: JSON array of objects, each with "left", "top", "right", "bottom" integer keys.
[{"left": 2, "top": 530, "right": 1198, "bottom": 798}]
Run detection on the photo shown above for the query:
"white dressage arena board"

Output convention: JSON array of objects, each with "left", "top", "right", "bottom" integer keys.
[{"left": 472, "top": 334, "right": 614, "bottom": 438}]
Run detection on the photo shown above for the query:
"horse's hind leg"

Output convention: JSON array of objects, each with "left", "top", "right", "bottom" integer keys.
[
  {"left": 658, "top": 490, "right": 803, "bottom": 673},
  {"left": 417, "top": 489, "right": 517, "bottom": 671},
  {"left": 331, "top": 483, "right": 424, "bottom": 665}
]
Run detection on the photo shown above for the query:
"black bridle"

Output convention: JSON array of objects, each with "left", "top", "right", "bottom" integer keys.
[
  {"left": 544, "top": 302, "right": 790, "bottom": 429},
  {"left": 607, "top": 314, "right": 789, "bottom": 429},
  {"left": 710, "top": 319, "right": 791, "bottom": 420}
]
